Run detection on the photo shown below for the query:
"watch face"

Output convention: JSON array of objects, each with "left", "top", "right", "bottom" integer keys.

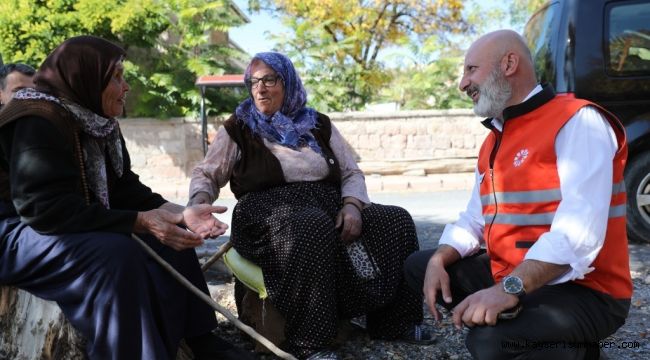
[{"left": 504, "top": 276, "right": 523, "bottom": 294}]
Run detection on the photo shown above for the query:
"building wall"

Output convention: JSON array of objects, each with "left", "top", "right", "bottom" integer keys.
[{"left": 120, "top": 109, "right": 486, "bottom": 200}]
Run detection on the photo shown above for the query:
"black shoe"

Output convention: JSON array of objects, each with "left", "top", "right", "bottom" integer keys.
[
  {"left": 400, "top": 324, "right": 436, "bottom": 345},
  {"left": 186, "top": 332, "right": 256, "bottom": 360},
  {"left": 349, "top": 315, "right": 367, "bottom": 330}
]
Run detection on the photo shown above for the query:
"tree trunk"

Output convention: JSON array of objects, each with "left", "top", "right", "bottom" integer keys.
[{"left": 0, "top": 286, "right": 193, "bottom": 360}]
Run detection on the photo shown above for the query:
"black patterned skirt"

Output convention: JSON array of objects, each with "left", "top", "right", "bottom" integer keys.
[{"left": 231, "top": 181, "right": 422, "bottom": 357}]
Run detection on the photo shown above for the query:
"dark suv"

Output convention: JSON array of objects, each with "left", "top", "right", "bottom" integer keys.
[{"left": 524, "top": 0, "right": 650, "bottom": 242}]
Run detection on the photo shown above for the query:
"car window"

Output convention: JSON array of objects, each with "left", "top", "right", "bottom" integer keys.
[
  {"left": 607, "top": 1, "right": 650, "bottom": 76},
  {"left": 523, "top": 1, "right": 560, "bottom": 83}
]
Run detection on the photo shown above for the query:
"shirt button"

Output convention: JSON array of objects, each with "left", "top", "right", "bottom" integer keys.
[{"left": 329, "top": 158, "right": 335, "bottom": 164}]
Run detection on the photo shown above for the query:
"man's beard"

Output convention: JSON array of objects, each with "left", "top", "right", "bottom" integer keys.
[{"left": 472, "top": 67, "right": 512, "bottom": 119}]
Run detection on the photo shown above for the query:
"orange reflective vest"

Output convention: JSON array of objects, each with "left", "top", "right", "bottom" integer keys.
[{"left": 477, "top": 91, "right": 632, "bottom": 299}]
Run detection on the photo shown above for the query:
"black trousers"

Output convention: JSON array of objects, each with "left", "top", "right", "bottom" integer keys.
[{"left": 404, "top": 249, "right": 630, "bottom": 360}]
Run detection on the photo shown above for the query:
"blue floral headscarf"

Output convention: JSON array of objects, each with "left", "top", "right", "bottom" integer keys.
[{"left": 235, "top": 52, "right": 322, "bottom": 154}]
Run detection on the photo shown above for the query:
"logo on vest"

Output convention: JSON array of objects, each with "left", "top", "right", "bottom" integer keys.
[{"left": 513, "top": 149, "right": 529, "bottom": 167}]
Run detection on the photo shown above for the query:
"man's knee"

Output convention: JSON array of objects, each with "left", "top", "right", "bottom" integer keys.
[
  {"left": 466, "top": 325, "right": 514, "bottom": 360},
  {"left": 403, "top": 250, "right": 433, "bottom": 294}
]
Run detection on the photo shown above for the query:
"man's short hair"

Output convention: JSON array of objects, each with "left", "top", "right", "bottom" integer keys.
[{"left": 0, "top": 63, "right": 36, "bottom": 89}]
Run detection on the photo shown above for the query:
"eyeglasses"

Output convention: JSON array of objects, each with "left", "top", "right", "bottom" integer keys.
[{"left": 249, "top": 75, "right": 281, "bottom": 89}]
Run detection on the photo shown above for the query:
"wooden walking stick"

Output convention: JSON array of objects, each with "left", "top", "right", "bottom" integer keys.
[
  {"left": 131, "top": 234, "right": 297, "bottom": 360},
  {"left": 200, "top": 240, "right": 232, "bottom": 272}
]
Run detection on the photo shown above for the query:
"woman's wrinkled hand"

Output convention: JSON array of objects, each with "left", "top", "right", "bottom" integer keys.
[
  {"left": 183, "top": 204, "right": 229, "bottom": 239},
  {"left": 188, "top": 191, "right": 211, "bottom": 206},
  {"left": 335, "top": 203, "right": 363, "bottom": 244},
  {"left": 135, "top": 209, "right": 204, "bottom": 251}
]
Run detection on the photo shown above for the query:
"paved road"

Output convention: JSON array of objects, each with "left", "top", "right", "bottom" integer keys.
[
  {"left": 193, "top": 190, "right": 471, "bottom": 261},
  {"left": 192, "top": 189, "right": 650, "bottom": 278},
  {"left": 369, "top": 190, "right": 469, "bottom": 249}
]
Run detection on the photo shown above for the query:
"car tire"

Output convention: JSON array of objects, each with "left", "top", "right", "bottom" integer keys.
[{"left": 625, "top": 152, "right": 650, "bottom": 243}]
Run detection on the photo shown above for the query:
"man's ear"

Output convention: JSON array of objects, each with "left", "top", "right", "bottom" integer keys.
[{"left": 502, "top": 52, "right": 519, "bottom": 76}]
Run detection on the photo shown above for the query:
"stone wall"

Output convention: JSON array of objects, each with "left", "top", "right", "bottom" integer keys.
[
  {"left": 120, "top": 109, "right": 486, "bottom": 200},
  {"left": 332, "top": 109, "right": 484, "bottom": 162}
]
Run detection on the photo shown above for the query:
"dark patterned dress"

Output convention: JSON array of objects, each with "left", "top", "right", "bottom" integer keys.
[{"left": 231, "top": 181, "right": 422, "bottom": 357}]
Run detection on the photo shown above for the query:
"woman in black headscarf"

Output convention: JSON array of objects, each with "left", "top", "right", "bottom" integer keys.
[{"left": 0, "top": 36, "right": 254, "bottom": 360}]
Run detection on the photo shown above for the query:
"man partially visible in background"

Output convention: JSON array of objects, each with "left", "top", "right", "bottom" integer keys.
[{"left": 0, "top": 63, "right": 35, "bottom": 109}]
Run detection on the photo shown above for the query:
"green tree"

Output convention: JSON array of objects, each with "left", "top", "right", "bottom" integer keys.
[
  {"left": 250, "top": 0, "right": 469, "bottom": 111},
  {"left": 378, "top": 0, "right": 548, "bottom": 111},
  {"left": 509, "top": 0, "right": 548, "bottom": 30},
  {"left": 376, "top": 36, "right": 471, "bottom": 110},
  {"left": 0, "top": 0, "right": 247, "bottom": 117}
]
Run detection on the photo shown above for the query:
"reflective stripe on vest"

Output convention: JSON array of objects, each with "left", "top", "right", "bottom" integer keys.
[{"left": 482, "top": 181, "right": 626, "bottom": 225}]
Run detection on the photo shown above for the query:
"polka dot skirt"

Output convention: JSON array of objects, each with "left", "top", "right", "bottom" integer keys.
[{"left": 231, "top": 181, "right": 423, "bottom": 358}]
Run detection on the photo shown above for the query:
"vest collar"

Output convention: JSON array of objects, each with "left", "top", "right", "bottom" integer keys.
[{"left": 480, "top": 84, "right": 556, "bottom": 130}]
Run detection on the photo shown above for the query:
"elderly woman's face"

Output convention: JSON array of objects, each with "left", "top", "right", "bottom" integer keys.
[
  {"left": 101, "top": 61, "right": 129, "bottom": 117},
  {"left": 250, "top": 61, "right": 284, "bottom": 116}
]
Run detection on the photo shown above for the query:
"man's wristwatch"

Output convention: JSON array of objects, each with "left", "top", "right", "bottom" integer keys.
[{"left": 502, "top": 275, "right": 526, "bottom": 297}]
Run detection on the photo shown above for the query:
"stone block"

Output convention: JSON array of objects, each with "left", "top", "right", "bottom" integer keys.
[
  {"left": 463, "top": 135, "right": 477, "bottom": 149},
  {"left": 382, "top": 134, "right": 406, "bottom": 150},
  {"left": 433, "top": 137, "right": 452, "bottom": 150},
  {"left": 383, "top": 122, "right": 401, "bottom": 135},
  {"left": 343, "top": 134, "right": 359, "bottom": 148},
  {"left": 403, "top": 148, "right": 434, "bottom": 159},
  {"left": 402, "top": 168, "right": 426, "bottom": 176},
  {"left": 157, "top": 129, "right": 174, "bottom": 140},
  {"left": 367, "top": 134, "right": 381, "bottom": 149},
  {"left": 399, "top": 123, "right": 418, "bottom": 135},
  {"left": 450, "top": 136, "right": 465, "bottom": 149},
  {"left": 406, "top": 134, "right": 433, "bottom": 150},
  {"left": 361, "top": 121, "right": 378, "bottom": 135}
]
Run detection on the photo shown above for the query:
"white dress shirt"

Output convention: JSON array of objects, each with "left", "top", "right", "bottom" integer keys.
[{"left": 439, "top": 85, "right": 619, "bottom": 284}]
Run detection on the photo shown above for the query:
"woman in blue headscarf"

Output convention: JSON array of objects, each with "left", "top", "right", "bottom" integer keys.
[{"left": 190, "top": 52, "right": 429, "bottom": 360}]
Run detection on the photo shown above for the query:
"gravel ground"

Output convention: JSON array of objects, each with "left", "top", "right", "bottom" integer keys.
[{"left": 202, "top": 219, "right": 650, "bottom": 359}]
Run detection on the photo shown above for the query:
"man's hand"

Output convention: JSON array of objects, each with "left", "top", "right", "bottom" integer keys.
[
  {"left": 424, "top": 255, "right": 453, "bottom": 322},
  {"left": 183, "top": 204, "right": 229, "bottom": 239},
  {"left": 452, "top": 284, "right": 519, "bottom": 329},
  {"left": 423, "top": 245, "right": 461, "bottom": 322},
  {"left": 135, "top": 209, "right": 204, "bottom": 251},
  {"left": 335, "top": 203, "right": 363, "bottom": 244}
]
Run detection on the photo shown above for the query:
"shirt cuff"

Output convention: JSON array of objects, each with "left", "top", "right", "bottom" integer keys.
[
  {"left": 189, "top": 183, "right": 218, "bottom": 203},
  {"left": 341, "top": 181, "right": 370, "bottom": 205},
  {"left": 438, "top": 223, "right": 481, "bottom": 258},
  {"left": 524, "top": 232, "right": 595, "bottom": 283}
]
